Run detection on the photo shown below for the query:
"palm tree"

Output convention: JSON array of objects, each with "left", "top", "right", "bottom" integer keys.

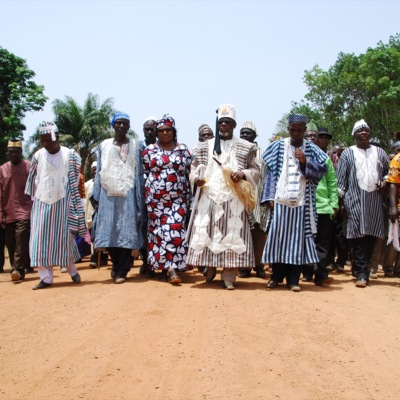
[
  {"left": 52, "top": 93, "right": 115, "bottom": 179},
  {"left": 28, "top": 94, "right": 139, "bottom": 179}
]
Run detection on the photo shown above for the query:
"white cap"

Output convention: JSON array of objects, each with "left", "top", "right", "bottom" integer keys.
[
  {"left": 143, "top": 116, "right": 157, "bottom": 125},
  {"left": 241, "top": 121, "right": 257, "bottom": 136},
  {"left": 352, "top": 119, "right": 370, "bottom": 136},
  {"left": 217, "top": 104, "right": 236, "bottom": 122}
]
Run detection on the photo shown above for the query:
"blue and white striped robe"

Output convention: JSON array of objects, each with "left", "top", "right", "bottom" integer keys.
[{"left": 261, "top": 139, "right": 327, "bottom": 265}]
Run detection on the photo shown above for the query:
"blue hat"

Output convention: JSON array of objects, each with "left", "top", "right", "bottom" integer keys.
[
  {"left": 111, "top": 112, "right": 130, "bottom": 126},
  {"left": 288, "top": 114, "right": 307, "bottom": 124}
]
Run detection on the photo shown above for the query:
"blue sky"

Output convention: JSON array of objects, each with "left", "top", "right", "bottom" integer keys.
[{"left": 1, "top": 0, "right": 399, "bottom": 151}]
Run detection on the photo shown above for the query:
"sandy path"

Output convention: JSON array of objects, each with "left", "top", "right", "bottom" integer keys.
[{"left": 1, "top": 259, "right": 400, "bottom": 400}]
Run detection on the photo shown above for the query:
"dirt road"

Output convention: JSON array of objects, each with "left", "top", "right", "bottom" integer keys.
[{"left": 1, "top": 259, "right": 399, "bottom": 400}]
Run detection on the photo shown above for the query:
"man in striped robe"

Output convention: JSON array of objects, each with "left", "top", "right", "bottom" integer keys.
[
  {"left": 187, "top": 104, "right": 259, "bottom": 290},
  {"left": 25, "top": 122, "right": 85, "bottom": 290},
  {"left": 336, "top": 119, "right": 389, "bottom": 288},
  {"left": 238, "top": 121, "right": 268, "bottom": 279},
  {"left": 262, "top": 114, "right": 327, "bottom": 292}
]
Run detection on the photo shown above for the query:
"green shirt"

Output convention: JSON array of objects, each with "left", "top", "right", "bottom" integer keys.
[{"left": 316, "top": 157, "right": 338, "bottom": 215}]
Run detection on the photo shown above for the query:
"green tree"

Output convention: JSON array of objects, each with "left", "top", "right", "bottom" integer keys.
[
  {"left": 296, "top": 34, "right": 400, "bottom": 150},
  {"left": 0, "top": 47, "right": 47, "bottom": 162},
  {"left": 30, "top": 93, "right": 121, "bottom": 179},
  {"left": 53, "top": 93, "right": 116, "bottom": 177}
]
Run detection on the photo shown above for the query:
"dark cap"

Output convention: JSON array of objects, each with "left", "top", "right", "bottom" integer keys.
[{"left": 318, "top": 127, "right": 332, "bottom": 138}]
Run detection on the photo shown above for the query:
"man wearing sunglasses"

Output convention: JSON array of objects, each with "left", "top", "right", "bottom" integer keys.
[{"left": 187, "top": 104, "right": 260, "bottom": 290}]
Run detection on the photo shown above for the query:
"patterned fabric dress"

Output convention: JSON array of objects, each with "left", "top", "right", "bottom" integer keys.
[
  {"left": 25, "top": 147, "right": 85, "bottom": 267},
  {"left": 142, "top": 143, "right": 192, "bottom": 271}
]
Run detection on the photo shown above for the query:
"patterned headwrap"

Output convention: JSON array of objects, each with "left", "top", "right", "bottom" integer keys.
[
  {"left": 351, "top": 119, "right": 369, "bottom": 136},
  {"left": 156, "top": 114, "right": 175, "bottom": 129},
  {"left": 111, "top": 112, "right": 130, "bottom": 126},
  {"left": 37, "top": 121, "right": 58, "bottom": 142},
  {"left": 288, "top": 114, "right": 307, "bottom": 124}
]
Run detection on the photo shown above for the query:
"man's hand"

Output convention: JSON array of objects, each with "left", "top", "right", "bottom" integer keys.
[
  {"left": 231, "top": 171, "right": 245, "bottom": 182},
  {"left": 194, "top": 178, "right": 207, "bottom": 187},
  {"left": 266, "top": 200, "right": 274, "bottom": 210},
  {"left": 295, "top": 149, "right": 306, "bottom": 164}
]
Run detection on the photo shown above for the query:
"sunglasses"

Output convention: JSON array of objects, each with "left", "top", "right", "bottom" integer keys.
[{"left": 218, "top": 119, "right": 234, "bottom": 125}]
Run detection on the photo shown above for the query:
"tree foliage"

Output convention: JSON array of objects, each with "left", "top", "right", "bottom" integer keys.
[
  {"left": 0, "top": 47, "right": 47, "bottom": 162},
  {"left": 53, "top": 93, "right": 116, "bottom": 177},
  {"left": 288, "top": 34, "right": 400, "bottom": 150},
  {"left": 30, "top": 93, "right": 123, "bottom": 179}
]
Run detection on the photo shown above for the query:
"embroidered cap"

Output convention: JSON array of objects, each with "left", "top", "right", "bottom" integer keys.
[
  {"left": 217, "top": 104, "right": 236, "bottom": 122},
  {"left": 306, "top": 120, "right": 318, "bottom": 132},
  {"left": 288, "top": 114, "right": 307, "bottom": 124},
  {"left": 37, "top": 121, "right": 58, "bottom": 141},
  {"left": 351, "top": 119, "right": 370, "bottom": 136},
  {"left": 7, "top": 139, "right": 23, "bottom": 148},
  {"left": 241, "top": 121, "right": 257, "bottom": 136}
]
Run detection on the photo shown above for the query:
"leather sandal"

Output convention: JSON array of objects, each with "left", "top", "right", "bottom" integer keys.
[{"left": 168, "top": 269, "right": 182, "bottom": 284}]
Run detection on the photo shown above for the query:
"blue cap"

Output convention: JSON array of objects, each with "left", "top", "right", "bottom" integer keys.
[
  {"left": 111, "top": 112, "right": 130, "bottom": 126},
  {"left": 288, "top": 114, "right": 307, "bottom": 124}
]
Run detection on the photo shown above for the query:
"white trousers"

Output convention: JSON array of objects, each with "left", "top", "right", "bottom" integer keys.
[{"left": 38, "top": 265, "right": 77, "bottom": 284}]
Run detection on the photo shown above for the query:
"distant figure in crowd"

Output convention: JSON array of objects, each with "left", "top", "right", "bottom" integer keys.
[
  {"left": 262, "top": 114, "right": 327, "bottom": 292},
  {"left": 336, "top": 119, "right": 389, "bottom": 288},
  {"left": 332, "top": 144, "right": 344, "bottom": 159},
  {"left": 139, "top": 116, "right": 158, "bottom": 276},
  {"left": 25, "top": 122, "right": 85, "bottom": 290},
  {"left": 86, "top": 162, "right": 107, "bottom": 268},
  {"left": 143, "top": 116, "right": 158, "bottom": 147},
  {"left": 0, "top": 140, "right": 32, "bottom": 281},
  {"left": 304, "top": 120, "right": 318, "bottom": 144},
  {"left": 92, "top": 112, "right": 146, "bottom": 284},
  {"left": 187, "top": 104, "right": 259, "bottom": 290},
  {"left": 192, "top": 123, "right": 214, "bottom": 276},
  {"left": 238, "top": 121, "right": 267, "bottom": 279},
  {"left": 142, "top": 115, "right": 192, "bottom": 284},
  {"left": 302, "top": 127, "right": 337, "bottom": 286},
  {"left": 72, "top": 171, "right": 91, "bottom": 264},
  {"left": 386, "top": 138, "right": 400, "bottom": 277},
  {"left": 198, "top": 124, "right": 214, "bottom": 142}
]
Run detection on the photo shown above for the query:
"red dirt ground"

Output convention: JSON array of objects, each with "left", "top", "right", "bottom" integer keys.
[{"left": 1, "top": 257, "right": 400, "bottom": 400}]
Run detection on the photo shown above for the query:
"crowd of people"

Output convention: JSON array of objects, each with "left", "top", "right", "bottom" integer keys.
[{"left": 1, "top": 104, "right": 399, "bottom": 292}]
